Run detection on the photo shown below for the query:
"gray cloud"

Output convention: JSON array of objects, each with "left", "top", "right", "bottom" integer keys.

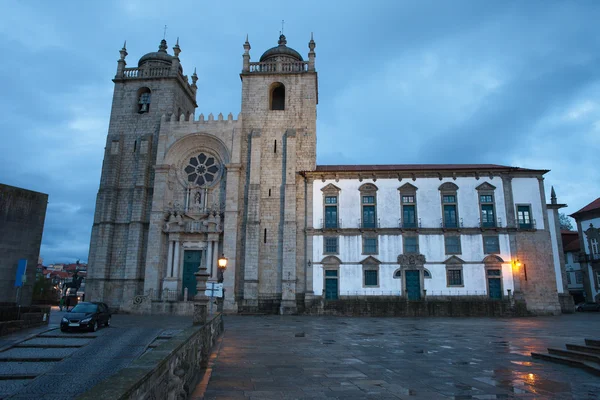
[{"left": 0, "top": 0, "right": 598, "bottom": 263}]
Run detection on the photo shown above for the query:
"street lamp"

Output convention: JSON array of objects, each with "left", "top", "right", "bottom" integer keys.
[{"left": 217, "top": 254, "right": 228, "bottom": 283}]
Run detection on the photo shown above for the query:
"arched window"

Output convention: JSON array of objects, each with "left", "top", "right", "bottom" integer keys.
[
  {"left": 137, "top": 87, "right": 151, "bottom": 114},
  {"left": 270, "top": 82, "right": 285, "bottom": 110}
]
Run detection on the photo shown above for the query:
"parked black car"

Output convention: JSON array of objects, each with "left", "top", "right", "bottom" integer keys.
[
  {"left": 575, "top": 302, "right": 600, "bottom": 312},
  {"left": 61, "top": 302, "right": 111, "bottom": 332}
]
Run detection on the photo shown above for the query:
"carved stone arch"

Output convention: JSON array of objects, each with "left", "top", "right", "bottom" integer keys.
[
  {"left": 483, "top": 255, "right": 504, "bottom": 264},
  {"left": 358, "top": 183, "right": 378, "bottom": 193},
  {"left": 398, "top": 182, "right": 418, "bottom": 192},
  {"left": 443, "top": 255, "right": 466, "bottom": 265},
  {"left": 476, "top": 182, "right": 496, "bottom": 191},
  {"left": 359, "top": 256, "right": 381, "bottom": 265},
  {"left": 397, "top": 253, "right": 426, "bottom": 267},
  {"left": 438, "top": 182, "right": 459, "bottom": 191},
  {"left": 321, "top": 255, "right": 342, "bottom": 265},
  {"left": 165, "top": 133, "right": 231, "bottom": 165}
]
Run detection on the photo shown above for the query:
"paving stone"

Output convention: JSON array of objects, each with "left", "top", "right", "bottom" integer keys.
[
  {"left": 0, "top": 347, "right": 77, "bottom": 360},
  {"left": 19, "top": 337, "right": 93, "bottom": 346},
  {"left": 0, "top": 361, "right": 59, "bottom": 376}
]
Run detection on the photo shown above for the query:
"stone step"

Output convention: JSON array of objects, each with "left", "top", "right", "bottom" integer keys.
[
  {"left": 548, "top": 348, "right": 600, "bottom": 363},
  {"left": 531, "top": 352, "right": 600, "bottom": 377},
  {"left": 566, "top": 343, "right": 600, "bottom": 355},
  {"left": 585, "top": 338, "right": 600, "bottom": 347}
]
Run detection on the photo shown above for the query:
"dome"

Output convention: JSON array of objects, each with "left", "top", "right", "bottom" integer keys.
[
  {"left": 138, "top": 39, "right": 174, "bottom": 67},
  {"left": 259, "top": 34, "right": 303, "bottom": 62}
]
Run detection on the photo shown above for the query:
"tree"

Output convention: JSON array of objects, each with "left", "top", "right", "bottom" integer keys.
[{"left": 559, "top": 213, "right": 574, "bottom": 231}]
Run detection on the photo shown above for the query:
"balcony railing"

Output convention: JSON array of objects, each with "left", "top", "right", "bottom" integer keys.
[
  {"left": 441, "top": 218, "right": 464, "bottom": 229},
  {"left": 248, "top": 61, "right": 309, "bottom": 73},
  {"left": 359, "top": 218, "right": 380, "bottom": 229},
  {"left": 320, "top": 218, "right": 342, "bottom": 229},
  {"left": 479, "top": 217, "right": 503, "bottom": 229},
  {"left": 517, "top": 218, "right": 536, "bottom": 230},
  {"left": 398, "top": 218, "right": 421, "bottom": 229}
]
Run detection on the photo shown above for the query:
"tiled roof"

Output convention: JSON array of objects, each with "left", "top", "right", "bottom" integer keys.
[
  {"left": 571, "top": 198, "right": 600, "bottom": 217},
  {"left": 561, "top": 231, "right": 580, "bottom": 253},
  {"left": 312, "top": 164, "right": 548, "bottom": 173}
]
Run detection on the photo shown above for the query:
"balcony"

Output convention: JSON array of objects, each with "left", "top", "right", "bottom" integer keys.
[
  {"left": 440, "top": 218, "right": 464, "bottom": 229},
  {"left": 248, "top": 61, "right": 309, "bottom": 74},
  {"left": 517, "top": 218, "right": 536, "bottom": 230},
  {"left": 479, "top": 217, "right": 503, "bottom": 229},
  {"left": 359, "top": 218, "right": 380, "bottom": 229},
  {"left": 398, "top": 218, "right": 421, "bottom": 229}
]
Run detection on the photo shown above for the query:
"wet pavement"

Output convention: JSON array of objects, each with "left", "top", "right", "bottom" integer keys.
[
  {"left": 0, "top": 309, "right": 192, "bottom": 399},
  {"left": 198, "top": 314, "right": 600, "bottom": 399}
]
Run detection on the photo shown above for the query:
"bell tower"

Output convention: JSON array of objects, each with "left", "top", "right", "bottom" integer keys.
[
  {"left": 87, "top": 39, "right": 197, "bottom": 307},
  {"left": 237, "top": 33, "right": 318, "bottom": 313}
]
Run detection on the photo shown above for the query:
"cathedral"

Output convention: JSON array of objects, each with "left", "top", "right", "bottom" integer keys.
[{"left": 86, "top": 34, "right": 568, "bottom": 315}]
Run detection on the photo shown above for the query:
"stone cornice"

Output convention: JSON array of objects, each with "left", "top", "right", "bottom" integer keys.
[{"left": 300, "top": 169, "right": 546, "bottom": 182}]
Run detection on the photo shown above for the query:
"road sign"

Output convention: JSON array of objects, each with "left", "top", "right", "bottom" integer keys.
[
  {"left": 15, "top": 259, "right": 27, "bottom": 287},
  {"left": 205, "top": 282, "right": 223, "bottom": 298}
]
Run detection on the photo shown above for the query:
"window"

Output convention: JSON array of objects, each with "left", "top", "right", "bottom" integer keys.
[
  {"left": 362, "top": 196, "right": 376, "bottom": 228},
  {"left": 445, "top": 236, "right": 461, "bottom": 254},
  {"left": 566, "top": 272, "right": 572, "bottom": 285},
  {"left": 270, "top": 82, "right": 285, "bottom": 110},
  {"left": 596, "top": 271, "right": 600, "bottom": 286},
  {"left": 324, "top": 196, "right": 338, "bottom": 228},
  {"left": 324, "top": 237, "right": 338, "bottom": 254},
  {"left": 439, "top": 182, "right": 459, "bottom": 228},
  {"left": 364, "top": 269, "right": 378, "bottom": 286},
  {"left": 591, "top": 238, "right": 599, "bottom": 256},
  {"left": 483, "top": 236, "right": 500, "bottom": 254},
  {"left": 363, "top": 237, "right": 378, "bottom": 254},
  {"left": 404, "top": 236, "right": 419, "bottom": 254},
  {"left": 137, "top": 88, "right": 151, "bottom": 113},
  {"left": 359, "top": 184, "right": 378, "bottom": 228},
  {"left": 479, "top": 193, "right": 496, "bottom": 228},
  {"left": 424, "top": 269, "right": 431, "bottom": 278},
  {"left": 399, "top": 183, "right": 418, "bottom": 228},
  {"left": 575, "top": 271, "right": 583, "bottom": 284},
  {"left": 517, "top": 205, "right": 532, "bottom": 229},
  {"left": 446, "top": 268, "right": 463, "bottom": 286}
]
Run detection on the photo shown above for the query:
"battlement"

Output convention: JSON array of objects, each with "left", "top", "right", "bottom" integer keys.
[{"left": 161, "top": 112, "right": 241, "bottom": 124}]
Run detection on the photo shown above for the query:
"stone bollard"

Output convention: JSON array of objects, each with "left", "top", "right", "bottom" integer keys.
[{"left": 193, "top": 267, "right": 210, "bottom": 326}]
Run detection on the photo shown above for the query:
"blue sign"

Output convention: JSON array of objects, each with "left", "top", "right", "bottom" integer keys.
[{"left": 15, "top": 259, "right": 27, "bottom": 287}]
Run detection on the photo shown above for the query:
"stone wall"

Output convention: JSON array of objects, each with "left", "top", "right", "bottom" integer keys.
[
  {"left": 305, "top": 297, "right": 528, "bottom": 317},
  {"left": 0, "top": 184, "right": 48, "bottom": 306},
  {"left": 77, "top": 313, "right": 224, "bottom": 400}
]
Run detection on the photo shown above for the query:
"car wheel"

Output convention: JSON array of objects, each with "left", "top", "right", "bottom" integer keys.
[
  {"left": 91, "top": 321, "right": 98, "bottom": 332},
  {"left": 105, "top": 317, "right": 111, "bottom": 327}
]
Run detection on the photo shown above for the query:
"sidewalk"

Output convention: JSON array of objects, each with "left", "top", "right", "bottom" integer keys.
[{"left": 0, "top": 306, "right": 60, "bottom": 351}]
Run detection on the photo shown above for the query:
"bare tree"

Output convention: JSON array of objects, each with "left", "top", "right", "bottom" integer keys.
[{"left": 559, "top": 213, "right": 574, "bottom": 231}]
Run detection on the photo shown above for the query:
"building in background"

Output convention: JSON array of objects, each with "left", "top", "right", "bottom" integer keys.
[
  {"left": 0, "top": 184, "right": 48, "bottom": 305},
  {"left": 561, "top": 230, "right": 585, "bottom": 303},
  {"left": 570, "top": 198, "right": 600, "bottom": 302}
]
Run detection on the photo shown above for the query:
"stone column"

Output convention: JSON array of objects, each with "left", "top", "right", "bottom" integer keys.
[
  {"left": 173, "top": 241, "right": 181, "bottom": 280},
  {"left": 167, "top": 240, "right": 174, "bottom": 277},
  {"left": 206, "top": 239, "right": 213, "bottom": 278}
]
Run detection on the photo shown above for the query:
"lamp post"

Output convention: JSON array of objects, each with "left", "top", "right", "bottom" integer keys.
[{"left": 217, "top": 254, "right": 228, "bottom": 283}]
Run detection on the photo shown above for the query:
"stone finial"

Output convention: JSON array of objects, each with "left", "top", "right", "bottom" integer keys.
[
  {"left": 173, "top": 37, "right": 181, "bottom": 58},
  {"left": 551, "top": 186, "right": 557, "bottom": 204},
  {"left": 227, "top": 112, "right": 233, "bottom": 121},
  {"left": 158, "top": 39, "right": 168, "bottom": 53},
  {"left": 191, "top": 67, "right": 198, "bottom": 93},
  {"left": 119, "top": 40, "right": 128, "bottom": 61},
  {"left": 243, "top": 35, "right": 251, "bottom": 72},
  {"left": 218, "top": 112, "right": 223, "bottom": 121},
  {"left": 308, "top": 33, "right": 316, "bottom": 71},
  {"left": 278, "top": 34, "right": 287, "bottom": 46}
]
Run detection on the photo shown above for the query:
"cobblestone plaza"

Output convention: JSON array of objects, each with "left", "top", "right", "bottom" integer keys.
[{"left": 198, "top": 314, "right": 600, "bottom": 399}]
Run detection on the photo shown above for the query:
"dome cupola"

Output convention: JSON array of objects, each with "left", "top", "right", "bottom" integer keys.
[
  {"left": 138, "top": 39, "right": 175, "bottom": 67},
  {"left": 259, "top": 34, "right": 303, "bottom": 62}
]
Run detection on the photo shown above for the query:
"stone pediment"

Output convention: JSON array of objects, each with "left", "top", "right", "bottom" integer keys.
[
  {"left": 398, "top": 182, "right": 418, "bottom": 192},
  {"left": 439, "top": 182, "right": 459, "bottom": 191},
  {"left": 359, "top": 256, "right": 381, "bottom": 265},
  {"left": 321, "top": 183, "right": 341, "bottom": 193},
  {"left": 483, "top": 255, "right": 504, "bottom": 264},
  {"left": 397, "top": 253, "right": 426, "bottom": 266},
  {"left": 443, "top": 255, "right": 466, "bottom": 265},
  {"left": 476, "top": 182, "right": 496, "bottom": 191}
]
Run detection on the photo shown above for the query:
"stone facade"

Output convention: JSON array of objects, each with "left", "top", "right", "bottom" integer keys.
[
  {"left": 0, "top": 184, "right": 48, "bottom": 305},
  {"left": 87, "top": 34, "right": 563, "bottom": 315}
]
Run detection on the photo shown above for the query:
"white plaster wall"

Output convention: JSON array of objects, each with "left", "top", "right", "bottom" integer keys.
[
  {"left": 511, "top": 178, "right": 544, "bottom": 230},
  {"left": 313, "top": 177, "right": 507, "bottom": 229},
  {"left": 547, "top": 211, "right": 564, "bottom": 293},
  {"left": 581, "top": 216, "right": 600, "bottom": 253},
  {"left": 588, "top": 267, "right": 599, "bottom": 299},
  {"left": 312, "top": 233, "right": 514, "bottom": 296}
]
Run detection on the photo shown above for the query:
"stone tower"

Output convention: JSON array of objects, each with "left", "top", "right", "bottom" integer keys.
[
  {"left": 86, "top": 39, "right": 197, "bottom": 305},
  {"left": 237, "top": 34, "right": 318, "bottom": 313}
]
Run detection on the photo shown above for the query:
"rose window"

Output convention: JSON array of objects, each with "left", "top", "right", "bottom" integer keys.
[{"left": 184, "top": 153, "right": 220, "bottom": 186}]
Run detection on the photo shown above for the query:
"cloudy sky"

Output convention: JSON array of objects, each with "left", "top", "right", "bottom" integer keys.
[{"left": 1, "top": 0, "right": 599, "bottom": 264}]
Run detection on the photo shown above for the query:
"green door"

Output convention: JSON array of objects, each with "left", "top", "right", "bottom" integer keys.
[
  {"left": 405, "top": 270, "right": 421, "bottom": 300},
  {"left": 325, "top": 270, "right": 338, "bottom": 300},
  {"left": 488, "top": 278, "right": 502, "bottom": 299},
  {"left": 183, "top": 250, "right": 202, "bottom": 298}
]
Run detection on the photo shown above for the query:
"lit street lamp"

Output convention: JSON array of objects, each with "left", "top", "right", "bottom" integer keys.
[{"left": 217, "top": 254, "right": 228, "bottom": 283}]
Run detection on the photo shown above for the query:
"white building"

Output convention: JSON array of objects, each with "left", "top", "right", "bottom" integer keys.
[{"left": 570, "top": 198, "right": 600, "bottom": 302}]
